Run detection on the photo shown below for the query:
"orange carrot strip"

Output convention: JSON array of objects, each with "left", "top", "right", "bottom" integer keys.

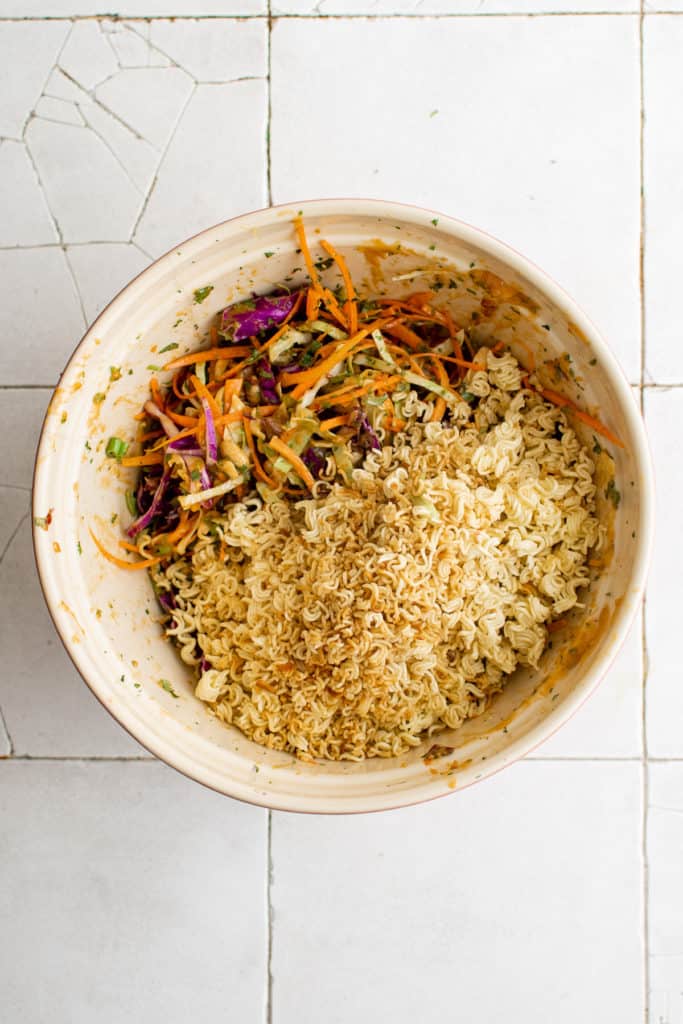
[
  {"left": 150, "top": 377, "right": 165, "bottom": 411},
  {"left": 318, "top": 415, "right": 348, "bottom": 431},
  {"left": 383, "top": 321, "right": 424, "bottom": 350},
  {"left": 268, "top": 436, "right": 316, "bottom": 489},
  {"left": 189, "top": 374, "right": 221, "bottom": 418},
  {"left": 295, "top": 216, "right": 322, "bottom": 292},
  {"left": 288, "top": 323, "right": 383, "bottom": 400},
  {"left": 120, "top": 452, "right": 165, "bottom": 467},
  {"left": 89, "top": 529, "right": 163, "bottom": 571},
  {"left": 164, "top": 346, "right": 252, "bottom": 370},
  {"left": 431, "top": 398, "right": 447, "bottom": 423},
  {"left": 165, "top": 409, "right": 200, "bottom": 428},
  {"left": 410, "top": 352, "right": 485, "bottom": 372},
  {"left": 571, "top": 408, "right": 625, "bottom": 450},
  {"left": 321, "top": 239, "right": 358, "bottom": 335}
]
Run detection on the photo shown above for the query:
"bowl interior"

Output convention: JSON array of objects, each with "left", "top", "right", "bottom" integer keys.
[{"left": 33, "top": 201, "right": 650, "bottom": 812}]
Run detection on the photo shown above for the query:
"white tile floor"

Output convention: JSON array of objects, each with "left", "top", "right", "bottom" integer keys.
[{"left": 0, "top": 5, "right": 676, "bottom": 1022}]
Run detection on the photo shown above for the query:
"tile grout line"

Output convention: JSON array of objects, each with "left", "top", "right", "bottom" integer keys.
[
  {"left": 638, "top": 6, "right": 651, "bottom": 1021},
  {"left": 0, "top": 12, "right": 670, "bottom": 23},
  {"left": 266, "top": 810, "right": 274, "bottom": 1024},
  {"left": 265, "top": 1, "right": 274, "bottom": 1017}
]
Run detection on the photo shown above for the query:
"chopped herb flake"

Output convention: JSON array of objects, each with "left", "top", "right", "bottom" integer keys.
[
  {"left": 159, "top": 342, "right": 179, "bottom": 353},
  {"left": 605, "top": 479, "right": 621, "bottom": 509},
  {"left": 431, "top": 218, "right": 439, "bottom": 226},
  {"left": 106, "top": 436, "right": 128, "bottom": 460},
  {"left": 93, "top": 392, "right": 106, "bottom": 404},
  {"left": 159, "top": 678, "right": 179, "bottom": 698},
  {"left": 592, "top": 435, "right": 603, "bottom": 455},
  {"left": 264, "top": 251, "right": 275, "bottom": 258},
  {"left": 109, "top": 366, "right": 122, "bottom": 381},
  {"left": 193, "top": 285, "right": 213, "bottom": 304}
]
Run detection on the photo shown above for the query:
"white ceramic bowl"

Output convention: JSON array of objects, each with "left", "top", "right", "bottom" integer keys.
[{"left": 33, "top": 199, "right": 654, "bottom": 813}]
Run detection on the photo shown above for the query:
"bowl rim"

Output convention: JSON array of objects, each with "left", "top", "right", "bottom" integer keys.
[{"left": 32, "top": 197, "right": 655, "bottom": 814}]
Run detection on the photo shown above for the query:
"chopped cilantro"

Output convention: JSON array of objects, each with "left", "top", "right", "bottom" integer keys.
[
  {"left": 605, "top": 479, "right": 621, "bottom": 509},
  {"left": 431, "top": 218, "right": 439, "bottom": 226},
  {"left": 428, "top": 244, "right": 436, "bottom": 251},
  {"left": 146, "top": 364, "right": 161, "bottom": 371},
  {"left": 429, "top": 109, "right": 439, "bottom": 117},
  {"left": 77, "top": 541, "right": 82, "bottom": 555},
  {"left": 109, "top": 366, "right": 122, "bottom": 382},
  {"left": 264, "top": 251, "right": 275, "bottom": 258},
  {"left": 60, "top": 411, "right": 68, "bottom": 424},
  {"left": 190, "top": 469, "right": 201, "bottom": 481},
  {"left": 542, "top": 324, "right": 550, "bottom": 332},
  {"left": 158, "top": 678, "right": 179, "bottom": 698},
  {"left": 193, "top": 285, "right": 214, "bottom": 304},
  {"left": 589, "top": 357, "right": 597, "bottom": 366},
  {"left": 159, "top": 342, "right": 179, "bottom": 353},
  {"left": 592, "top": 436, "right": 603, "bottom": 455},
  {"left": 173, "top": 319, "right": 183, "bottom": 328},
  {"left": 110, "top": 513, "right": 118, "bottom": 525},
  {"left": 84, "top": 440, "right": 91, "bottom": 451}
]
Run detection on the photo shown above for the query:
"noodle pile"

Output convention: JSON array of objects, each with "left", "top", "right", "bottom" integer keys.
[{"left": 152, "top": 350, "right": 602, "bottom": 760}]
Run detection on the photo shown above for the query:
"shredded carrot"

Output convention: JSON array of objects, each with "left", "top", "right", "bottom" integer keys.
[
  {"left": 528, "top": 383, "right": 625, "bottom": 449},
  {"left": 243, "top": 416, "right": 277, "bottom": 488},
  {"left": 411, "top": 352, "right": 485, "bottom": 372},
  {"left": 288, "top": 323, "right": 383, "bottom": 400},
  {"left": 189, "top": 374, "right": 221, "bottom": 419},
  {"left": 89, "top": 529, "right": 162, "bottom": 570},
  {"left": 318, "top": 415, "right": 348, "bottom": 431},
  {"left": 306, "top": 286, "right": 321, "bottom": 321},
  {"left": 165, "top": 409, "right": 200, "bottom": 428},
  {"left": 120, "top": 452, "right": 165, "bottom": 467},
  {"left": 320, "top": 239, "right": 358, "bottom": 335},
  {"left": 431, "top": 398, "right": 447, "bottom": 423},
  {"left": 164, "top": 346, "right": 252, "bottom": 371},
  {"left": 150, "top": 377, "right": 165, "bottom": 411},
  {"left": 295, "top": 216, "right": 322, "bottom": 293},
  {"left": 269, "top": 436, "right": 316, "bottom": 489},
  {"left": 571, "top": 408, "right": 625, "bottom": 449},
  {"left": 383, "top": 321, "right": 424, "bottom": 350},
  {"left": 491, "top": 339, "right": 507, "bottom": 354}
]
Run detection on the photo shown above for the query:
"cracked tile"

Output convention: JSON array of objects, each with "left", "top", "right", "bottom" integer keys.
[
  {"left": 66, "top": 243, "right": 150, "bottom": 324},
  {"left": 105, "top": 22, "right": 169, "bottom": 69},
  {"left": 274, "top": 0, "right": 631, "bottom": 12},
  {"left": 0, "top": 141, "right": 58, "bottom": 245},
  {"left": 148, "top": 19, "right": 268, "bottom": 83},
  {"left": 0, "top": 21, "right": 69, "bottom": 138},
  {"left": 0, "top": 249, "right": 84, "bottom": 385},
  {"left": 78, "top": 94, "right": 158, "bottom": 193},
  {"left": 26, "top": 118, "right": 142, "bottom": 243},
  {"left": 0, "top": 761, "right": 267, "bottom": 1021},
  {"left": 134, "top": 80, "right": 267, "bottom": 257},
  {"left": 59, "top": 20, "right": 119, "bottom": 92},
  {"left": 35, "top": 95, "right": 85, "bottom": 127},
  {"left": 95, "top": 68, "right": 194, "bottom": 152}
]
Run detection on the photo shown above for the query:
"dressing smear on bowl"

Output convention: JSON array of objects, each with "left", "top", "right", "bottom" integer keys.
[{"left": 93, "top": 218, "right": 622, "bottom": 762}]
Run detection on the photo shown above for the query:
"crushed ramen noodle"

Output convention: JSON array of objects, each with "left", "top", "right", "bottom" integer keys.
[{"left": 149, "top": 349, "right": 604, "bottom": 761}]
